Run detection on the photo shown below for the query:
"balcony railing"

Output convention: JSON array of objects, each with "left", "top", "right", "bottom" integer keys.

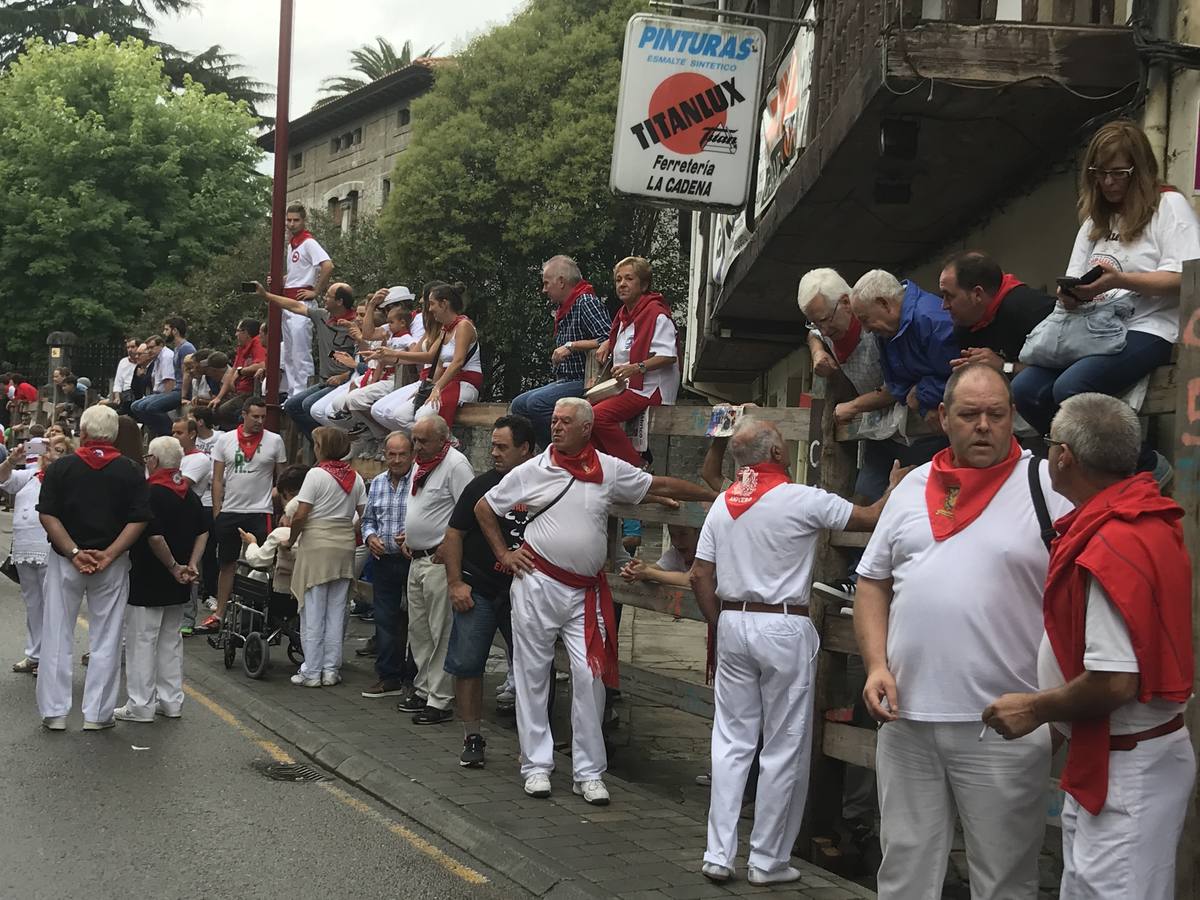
[{"left": 906, "top": 0, "right": 1129, "bottom": 26}]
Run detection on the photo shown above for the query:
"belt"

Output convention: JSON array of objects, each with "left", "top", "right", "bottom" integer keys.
[
  {"left": 1110, "top": 714, "right": 1185, "bottom": 751},
  {"left": 409, "top": 547, "right": 439, "bottom": 560},
  {"left": 720, "top": 600, "right": 809, "bottom": 617}
]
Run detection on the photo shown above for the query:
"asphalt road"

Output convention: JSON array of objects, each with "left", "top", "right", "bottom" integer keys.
[{"left": 0, "top": 531, "right": 527, "bottom": 900}]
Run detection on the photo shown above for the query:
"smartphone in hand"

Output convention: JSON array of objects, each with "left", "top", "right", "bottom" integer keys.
[
  {"left": 240, "top": 281, "right": 258, "bottom": 294},
  {"left": 1056, "top": 265, "right": 1105, "bottom": 292}
]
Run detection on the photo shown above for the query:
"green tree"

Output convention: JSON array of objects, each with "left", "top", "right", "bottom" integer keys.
[
  {"left": 314, "top": 37, "right": 441, "bottom": 109},
  {"left": 380, "top": 0, "right": 685, "bottom": 399},
  {"left": 0, "top": 36, "right": 267, "bottom": 364}
]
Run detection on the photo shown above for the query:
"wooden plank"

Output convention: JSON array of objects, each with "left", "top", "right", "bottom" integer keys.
[
  {"left": 1141, "top": 364, "right": 1178, "bottom": 416},
  {"left": 830, "top": 531, "right": 872, "bottom": 549},
  {"left": 822, "top": 722, "right": 877, "bottom": 769},
  {"left": 609, "top": 579, "right": 705, "bottom": 623},
  {"left": 611, "top": 501, "right": 710, "bottom": 529},
  {"left": 820, "top": 612, "right": 860, "bottom": 655}
]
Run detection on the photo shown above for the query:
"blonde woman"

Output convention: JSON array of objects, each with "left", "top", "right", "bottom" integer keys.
[
  {"left": 1, "top": 432, "right": 73, "bottom": 674},
  {"left": 1013, "top": 119, "right": 1200, "bottom": 480},
  {"left": 286, "top": 427, "right": 365, "bottom": 687}
]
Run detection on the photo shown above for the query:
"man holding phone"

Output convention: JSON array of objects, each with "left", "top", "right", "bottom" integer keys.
[{"left": 280, "top": 204, "right": 333, "bottom": 399}]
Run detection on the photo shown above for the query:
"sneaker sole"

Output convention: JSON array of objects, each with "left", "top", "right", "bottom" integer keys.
[
  {"left": 459, "top": 758, "right": 486, "bottom": 768},
  {"left": 525, "top": 787, "right": 551, "bottom": 798},
  {"left": 361, "top": 690, "right": 405, "bottom": 698},
  {"left": 573, "top": 787, "right": 610, "bottom": 806}
]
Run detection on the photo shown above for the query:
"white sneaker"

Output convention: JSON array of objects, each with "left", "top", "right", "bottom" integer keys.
[
  {"left": 496, "top": 687, "right": 516, "bottom": 703},
  {"left": 496, "top": 674, "right": 515, "bottom": 695},
  {"left": 42, "top": 716, "right": 67, "bottom": 732},
  {"left": 155, "top": 704, "right": 182, "bottom": 719},
  {"left": 321, "top": 670, "right": 342, "bottom": 687},
  {"left": 290, "top": 673, "right": 322, "bottom": 687},
  {"left": 523, "top": 773, "right": 552, "bottom": 798},
  {"left": 701, "top": 862, "right": 734, "bottom": 883},
  {"left": 113, "top": 705, "right": 154, "bottom": 723},
  {"left": 747, "top": 865, "right": 801, "bottom": 885},
  {"left": 82, "top": 719, "right": 116, "bottom": 731},
  {"left": 573, "top": 779, "right": 610, "bottom": 806}
]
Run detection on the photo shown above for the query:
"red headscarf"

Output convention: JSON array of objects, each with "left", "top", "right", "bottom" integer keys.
[{"left": 607, "top": 292, "right": 674, "bottom": 391}]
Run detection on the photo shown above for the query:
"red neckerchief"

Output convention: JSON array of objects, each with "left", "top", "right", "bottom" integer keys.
[
  {"left": 970, "top": 274, "right": 1025, "bottom": 333},
  {"left": 236, "top": 425, "right": 265, "bottom": 462},
  {"left": 830, "top": 315, "right": 862, "bottom": 364},
  {"left": 319, "top": 459, "right": 357, "bottom": 494},
  {"left": 526, "top": 548, "right": 619, "bottom": 688},
  {"left": 1043, "top": 473, "right": 1193, "bottom": 815},
  {"left": 289, "top": 229, "right": 314, "bottom": 250},
  {"left": 553, "top": 280, "right": 595, "bottom": 337},
  {"left": 724, "top": 462, "right": 790, "bottom": 520},
  {"left": 74, "top": 440, "right": 121, "bottom": 470},
  {"left": 442, "top": 314, "right": 468, "bottom": 337},
  {"left": 327, "top": 308, "right": 356, "bottom": 324},
  {"left": 148, "top": 467, "right": 189, "bottom": 498},
  {"left": 185, "top": 448, "right": 202, "bottom": 455},
  {"left": 924, "top": 438, "right": 1022, "bottom": 540},
  {"left": 34, "top": 469, "right": 45, "bottom": 482},
  {"left": 411, "top": 442, "right": 451, "bottom": 495},
  {"left": 607, "top": 292, "right": 673, "bottom": 391},
  {"left": 550, "top": 443, "right": 603, "bottom": 484},
  {"left": 234, "top": 335, "right": 264, "bottom": 369}
]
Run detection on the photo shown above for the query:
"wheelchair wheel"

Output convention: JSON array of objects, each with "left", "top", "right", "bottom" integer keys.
[
  {"left": 221, "top": 606, "right": 237, "bottom": 669},
  {"left": 287, "top": 640, "right": 304, "bottom": 667},
  {"left": 243, "top": 632, "right": 268, "bottom": 679},
  {"left": 222, "top": 633, "right": 236, "bottom": 669}
]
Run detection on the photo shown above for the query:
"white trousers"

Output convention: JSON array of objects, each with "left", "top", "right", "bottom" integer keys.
[
  {"left": 298, "top": 579, "right": 350, "bottom": 678},
  {"left": 876, "top": 719, "right": 1050, "bottom": 900},
  {"left": 343, "top": 380, "right": 396, "bottom": 439},
  {"left": 511, "top": 570, "right": 606, "bottom": 781},
  {"left": 704, "top": 610, "right": 818, "bottom": 872},
  {"left": 280, "top": 308, "right": 314, "bottom": 396},
  {"left": 414, "top": 383, "right": 479, "bottom": 421},
  {"left": 1060, "top": 728, "right": 1195, "bottom": 899},
  {"left": 407, "top": 556, "right": 454, "bottom": 709},
  {"left": 123, "top": 604, "right": 185, "bottom": 718},
  {"left": 16, "top": 561, "right": 46, "bottom": 661},
  {"left": 370, "top": 381, "right": 423, "bottom": 434},
  {"left": 309, "top": 381, "right": 353, "bottom": 429},
  {"left": 37, "top": 551, "right": 131, "bottom": 722}
]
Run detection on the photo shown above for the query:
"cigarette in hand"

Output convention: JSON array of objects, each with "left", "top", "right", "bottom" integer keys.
[{"left": 978, "top": 724, "right": 989, "bottom": 742}]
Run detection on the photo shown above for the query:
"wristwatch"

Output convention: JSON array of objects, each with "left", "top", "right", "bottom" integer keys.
[
  {"left": 1002, "top": 362, "right": 1015, "bottom": 376},
  {"left": 565, "top": 341, "right": 574, "bottom": 353},
  {"left": 70, "top": 547, "right": 80, "bottom": 558},
  {"left": 637, "top": 361, "right": 647, "bottom": 373}
]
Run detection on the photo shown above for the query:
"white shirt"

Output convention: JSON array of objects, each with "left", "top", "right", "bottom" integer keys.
[
  {"left": 1067, "top": 191, "right": 1200, "bottom": 343},
  {"left": 151, "top": 347, "right": 176, "bottom": 392},
  {"left": 180, "top": 451, "right": 213, "bottom": 507},
  {"left": 655, "top": 546, "right": 689, "bottom": 573},
  {"left": 696, "top": 483, "right": 852, "bottom": 606},
  {"left": 112, "top": 356, "right": 136, "bottom": 395},
  {"left": 410, "top": 312, "right": 426, "bottom": 344},
  {"left": 285, "top": 235, "right": 331, "bottom": 289},
  {"left": 195, "top": 430, "right": 223, "bottom": 455},
  {"left": 856, "top": 454, "right": 1074, "bottom": 722},
  {"left": 212, "top": 429, "right": 287, "bottom": 514},
  {"left": 612, "top": 314, "right": 680, "bottom": 404},
  {"left": 405, "top": 448, "right": 474, "bottom": 551},
  {"left": 486, "top": 449, "right": 653, "bottom": 576},
  {"left": 440, "top": 324, "right": 483, "bottom": 374},
  {"left": 297, "top": 467, "right": 366, "bottom": 519},
  {"left": 1037, "top": 577, "right": 1185, "bottom": 736},
  {"left": 1, "top": 469, "right": 48, "bottom": 563},
  {"left": 191, "top": 376, "right": 212, "bottom": 402}
]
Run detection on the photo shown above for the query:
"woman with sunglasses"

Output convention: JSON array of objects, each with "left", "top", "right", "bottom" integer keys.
[{"left": 1012, "top": 119, "right": 1200, "bottom": 485}]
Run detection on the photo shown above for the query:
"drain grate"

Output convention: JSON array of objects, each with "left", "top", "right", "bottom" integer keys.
[{"left": 263, "top": 762, "right": 328, "bottom": 783}]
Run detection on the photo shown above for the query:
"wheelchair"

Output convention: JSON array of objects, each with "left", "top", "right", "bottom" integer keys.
[{"left": 208, "top": 561, "right": 303, "bottom": 679}]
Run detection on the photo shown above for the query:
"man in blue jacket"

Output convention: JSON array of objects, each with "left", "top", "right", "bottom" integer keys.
[{"left": 850, "top": 269, "right": 958, "bottom": 442}]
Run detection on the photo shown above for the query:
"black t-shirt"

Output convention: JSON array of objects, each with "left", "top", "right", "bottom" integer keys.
[
  {"left": 954, "top": 283, "right": 1054, "bottom": 364},
  {"left": 448, "top": 469, "right": 528, "bottom": 597},
  {"left": 37, "top": 453, "right": 152, "bottom": 553},
  {"left": 129, "top": 485, "right": 208, "bottom": 607}
]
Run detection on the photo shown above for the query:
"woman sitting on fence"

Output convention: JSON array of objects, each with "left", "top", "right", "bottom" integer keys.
[
  {"left": 366, "top": 281, "right": 451, "bottom": 435},
  {"left": 1012, "top": 119, "right": 1200, "bottom": 483},
  {"left": 592, "top": 256, "right": 679, "bottom": 467},
  {"left": 412, "top": 282, "right": 482, "bottom": 428}
]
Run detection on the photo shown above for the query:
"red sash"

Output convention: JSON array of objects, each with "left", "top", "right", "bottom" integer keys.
[
  {"left": 607, "top": 292, "right": 673, "bottom": 391},
  {"left": 830, "top": 315, "right": 862, "bottom": 364},
  {"left": 236, "top": 425, "right": 265, "bottom": 462},
  {"left": 553, "top": 280, "right": 595, "bottom": 337},
  {"left": 148, "top": 467, "right": 189, "bottom": 498},
  {"left": 924, "top": 439, "right": 1022, "bottom": 540},
  {"left": 319, "top": 460, "right": 356, "bottom": 494},
  {"left": 527, "top": 549, "right": 619, "bottom": 688},
  {"left": 75, "top": 440, "right": 121, "bottom": 470},
  {"left": 550, "top": 443, "right": 603, "bottom": 484},
  {"left": 970, "top": 274, "right": 1025, "bottom": 332},
  {"left": 411, "top": 442, "right": 450, "bottom": 495},
  {"left": 724, "top": 463, "right": 790, "bottom": 520}
]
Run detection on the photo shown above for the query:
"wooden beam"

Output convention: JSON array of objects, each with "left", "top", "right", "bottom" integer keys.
[
  {"left": 830, "top": 531, "right": 872, "bottom": 549},
  {"left": 820, "top": 612, "right": 860, "bottom": 655},
  {"left": 609, "top": 579, "right": 705, "bottom": 623},
  {"left": 822, "top": 722, "right": 878, "bottom": 769},
  {"left": 611, "top": 501, "right": 710, "bottom": 529}
]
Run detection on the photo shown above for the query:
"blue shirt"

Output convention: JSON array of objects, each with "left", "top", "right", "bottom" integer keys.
[
  {"left": 553, "top": 292, "right": 612, "bottom": 382},
  {"left": 361, "top": 468, "right": 412, "bottom": 555},
  {"left": 877, "top": 281, "right": 959, "bottom": 416},
  {"left": 173, "top": 340, "right": 196, "bottom": 385}
]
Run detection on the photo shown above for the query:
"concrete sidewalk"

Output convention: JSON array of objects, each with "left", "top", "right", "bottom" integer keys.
[{"left": 183, "top": 626, "right": 872, "bottom": 900}]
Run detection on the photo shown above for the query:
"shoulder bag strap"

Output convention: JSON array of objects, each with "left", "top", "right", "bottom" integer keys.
[
  {"left": 526, "top": 476, "right": 576, "bottom": 524},
  {"left": 1027, "top": 457, "right": 1056, "bottom": 552}
]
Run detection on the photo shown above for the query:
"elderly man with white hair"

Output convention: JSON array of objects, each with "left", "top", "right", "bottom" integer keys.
[
  {"left": 116, "top": 436, "right": 208, "bottom": 722},
  {"left": 691, "top": 418, "right": 900, "bottom": 886},
  {"left": 476, "top": 396, "right": 716, "bottom": 805},
  {"left": 36, "top": 404, "right": 152, "bottom": 731},
  {"left": 850, "top": 268, "right": 958, "bottom": 440},
  {"left": 510, "top": 255, "right": 611, "bottom": 449}
]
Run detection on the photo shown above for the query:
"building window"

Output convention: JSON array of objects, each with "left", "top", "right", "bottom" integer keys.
[
  {"left": 351, "top": 127, "right": 362, "bottom": 145},
  {"left": 328, "top": 196, "right": 341, "bottom": 227},
  {"left": 397, "top": 108, "right": 411, "bottom": 128},
  {"left": 381, "top": 178, "right": 391, "bottom": 206},
  {"left": 343, "top": 191, "right": 359, "bottom": 231},
  {"left": 290, "top": 151, "right": 303, "bottom": 170},
  {"left": 330, "top": 137, "right": 340, "bottom": 154}
]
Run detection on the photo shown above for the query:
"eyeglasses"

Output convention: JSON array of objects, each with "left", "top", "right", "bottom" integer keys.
[
  {"left": 1043, "top": 435, "right": 1067, "bottom": 450},
  {"left": 1087, "top": 166, "right": 1134, "bottom": 182}
]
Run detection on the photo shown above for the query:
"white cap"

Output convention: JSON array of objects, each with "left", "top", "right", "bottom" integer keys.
[{"left": 380, "top": 285, "right": 415, "bottom": 308}]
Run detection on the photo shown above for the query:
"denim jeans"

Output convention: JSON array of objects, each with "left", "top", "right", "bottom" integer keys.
[
  {"left": 131, "top": 389, "right": 181, "bottom": 437},
  {"left": 1012, "top": 330, "right": 1172, "bottom": 470},
  {"left": 510, "top": 380, "right": 585, "bottom": 449},
  {"left": 371, "top": 554, "right": 417, "bottom": 684},
  {"left": 855, "top": 435, "right": 950, "bottom": 503},
  {"left": 283, "top": 382, "right": 336, "bottom": 440},
  {"left": 444, "top": 589, "right": 513, "bottom": 678}
]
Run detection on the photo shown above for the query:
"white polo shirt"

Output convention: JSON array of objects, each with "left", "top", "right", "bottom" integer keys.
[
  {"left": 696, "top": 483, "right": 852, "bottom": 606},
  {"left": 404, "top": 448, "right": 474, "bottom": 551},
  {"left": 212, "top": 429, "right": 287, "bottom": 515},
  {"left": 297, "top": 467, "right": 366, "bottom": 519},
  {"left": 486, "top": 449, "right": 653, "bottom": 576},
  {"left": 180, "top": 450, "right": 213, "bottom": 508},
  {"left": 856, "top": 453, "right": 1074, "bottom": 722},
  {"left": 285, "top": 235, "right": 331, "bottom": 289},
  {"left": 612, "top": 315, "right": 680, "bottom": 404},
  {"left": 151, "top": 347, "right": 176, "bottom": 392}
]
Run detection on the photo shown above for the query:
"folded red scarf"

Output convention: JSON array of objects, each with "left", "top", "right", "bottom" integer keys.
[
  {"left": 148, "top": 467, "right": 189, "bottom": 498},
  {"left": 607, "top": 292, "right": 673, "bottom": 391},
  {"left": 553, "top": 280, "right": 595, "bottom": 336},
  {"left": 319, "top": 459, "right": 357, "bottom": 494},
  {"left": 970, "top": 274, "right": 1025, "bottom": 332},
  {"left": 75, "top": 440, "right": 121, "bottom": 470},
  {"left": 724, "top": 462, "right": 790, "bottom": 520},
  {"left": 289, "top": 229, "right": 314, "bottom": 250},
  {"left": 236, "top": 425, "right": 265, "bottom": 462},
  {"left": 925, "top": 438, "right": 1022, "bottom": 540},
  {"left": 527, "top": 549, "right": 619, "bottom": 688},
  {"left": 830, "top": 315, "right": 862, "bottom": 364},
  {"left": 550, "top": 443, "right": 603, "bottom": 484},
  {"left": 411, "top": 442, "right": 451, "bottom": 495}
]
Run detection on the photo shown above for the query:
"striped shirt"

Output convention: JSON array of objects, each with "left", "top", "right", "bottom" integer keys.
[
  {"left": 553, "top": 292, "right": 612, "bottom": 382},
  {"left": 360, "top": 468, "right": 412, "bottom": 555}
]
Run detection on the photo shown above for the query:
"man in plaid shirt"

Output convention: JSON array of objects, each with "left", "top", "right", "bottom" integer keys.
[
  {"left": 511, "top": 256, "right": 611, "bottom": 449},
  {"left": 359, "top": 431, "right": 418, "bottom": 700}
]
